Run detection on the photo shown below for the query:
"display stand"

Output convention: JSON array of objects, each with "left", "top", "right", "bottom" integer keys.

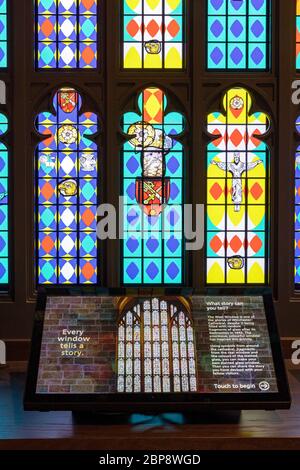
[{"left": 24, "top": 288, "right": 290, "bottom": 412}]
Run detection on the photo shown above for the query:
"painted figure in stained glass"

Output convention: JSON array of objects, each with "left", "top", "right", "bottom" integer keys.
[
  {"left": 80, "top": 153, "right": 97, "bottom": 172},
  {"left": 128, "top": 121, "right": 173, "bottom": 216},
  {"left": 207, "top": 87, "right": 270, "bottom": 285},
  {"left": 36, "top": 0, "right": 98, "bottom": 69},
  {"left": 212, "top": 152, "right": 263, "bottom": 212},
  {"left": 122, "top": 87, "right": 185, "bottom": 285},
  {"left": 123, "top": 0, "right": 184, "bottom": 69},
  {"left": 35, "top": 87, "right": 100, "bottom": 285}
]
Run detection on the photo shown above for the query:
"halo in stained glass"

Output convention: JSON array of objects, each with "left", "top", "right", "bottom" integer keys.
[
  {"left": 207, "top": 0, "right": 271, "bottom": 70},
  {"left": 35, "top": 88, "right": 100, "bottom": 285},
  {"left": 36, "top": 0, "right": 98, "bottom": 69}
]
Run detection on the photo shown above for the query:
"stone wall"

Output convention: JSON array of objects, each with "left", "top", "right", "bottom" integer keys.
[{"left": 36, "top": 296, "right": 118, "bottom": 394}]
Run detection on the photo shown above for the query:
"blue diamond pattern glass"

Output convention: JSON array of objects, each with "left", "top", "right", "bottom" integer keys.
[
  {"left": 0, "top": 112, "right": 8, "bottom": 285},
  {"left": 296, "top": 115, "right": 300, "bottom": 286},
  {"left": 35, "top": 88, "right": 100, "bottom": 285},
  {"left": 0, "top": 0, "right": 7, "bottom": 68},
  {"left": 122, "top": 87, "right": 185, "bottom": 285},
  {"left": 36, "top": 0, "right": 98, "bottom": 69},
  {"left": 207, "top": 0, "right": 271, "bottom": 70}
]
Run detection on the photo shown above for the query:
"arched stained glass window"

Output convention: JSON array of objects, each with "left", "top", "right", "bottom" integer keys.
[
  {"left": 207, "top": 0, "right": 271, "bottom": 70},
  {"left": 35, "top": 88, "right": 100, "bottom": 285},
  {"left": 295, "top": 116, "right": 300, "bottom": 288},
  {"left": 0, "top": 111, "right": 8, "bottom": 286},
  {"left": 36, "top": 0, "right": 98, "bottom": 69},
  {"left": 117, "top": 298, "right": 197, "bottom": 393},
  {"left": 123, "top": 0, "right": 184, "bottom": 69},
  {"left": 122, "top": 87, "right": 185, "bottom": 285},
  {"left": 0, "top": 0, "right": 7, "bottom": 68},
  {"left": 206, "top": 87, "right": 270, "bottom": 285}
]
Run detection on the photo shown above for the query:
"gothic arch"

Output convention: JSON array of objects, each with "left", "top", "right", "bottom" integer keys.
[{"left": 117, "top": 297, "right": 197, "bottom": 393}]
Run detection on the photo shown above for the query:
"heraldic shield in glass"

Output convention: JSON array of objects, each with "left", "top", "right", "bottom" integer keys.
[
  {"left": 122, "top": 87, "right": 185, "bottom": 285},
  {"left": 123, "top": 0, "right": 184, "bottom": 69},
  {"left": 0, "top": 112, "right": 8, "bottom": 285},
  {"left": 36, "top": 0, "right": 98, "bottom": 69},
  {"left": 206, "top": 87, "right": 270, "bottom": 285},
  {"left": 207, "top": 0, "right": 271, "bottom": 70},
  {"left": 117, "top": 298, "right": 197, "bottom": 393},
  {"left": 35, "top": 88, "right": 100, "bottom": 285},
  {"left": 295, "top": 115, "right": 300, "bottom": 288}
]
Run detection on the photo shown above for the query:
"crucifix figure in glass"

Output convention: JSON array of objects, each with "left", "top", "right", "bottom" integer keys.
[{"left": 212, "top": 151, "right": 263, "bottom": 212}]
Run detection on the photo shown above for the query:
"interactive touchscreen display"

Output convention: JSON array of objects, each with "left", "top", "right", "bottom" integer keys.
[{"left": 35, "top": 295, "right": 279, "bottom": 395}]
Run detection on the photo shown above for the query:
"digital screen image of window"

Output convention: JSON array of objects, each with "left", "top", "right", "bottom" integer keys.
[
  {"left": 34, "top": 295, "right": 280, "bottom": 396},
  {"left": 0, "top": 0, "right": 7, "bottom": 68},
  {"left": 122, "top": 87, "right": 185, "bottom": 285},
  {"left": 117, "top": 298, "right": 197, "bottom": 393},
  {"left": 0, "top": 112, "right": 8, "bottom": 285},
  {"left": 207, "top": 0, "right": 271, "bottom": 70},
  {"left": 295, "top": 115, "right": 300, "bottom": 288},
  {"left": 123, "top": 0, "right": 184, "bottom": 69},
  {"left": 206, "top": 87, "right": 270, "bottom": 284},
  {"left": 36, "top": 0, "right": 98, "bottom": 69},
  {"left": 35, "top": 88, "right": 100, "bottom": 285}
]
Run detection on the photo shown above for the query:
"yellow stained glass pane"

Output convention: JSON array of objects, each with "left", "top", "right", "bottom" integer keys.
[
  {"left": 123, "top": 0, "right": 184, "bottom": 69},
  {"left": 206, "top": 87, "right": 270, "bottom": 285}
]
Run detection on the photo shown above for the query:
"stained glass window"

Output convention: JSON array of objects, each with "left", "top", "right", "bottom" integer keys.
[
  {"left": 207, "top": 0, "right": 271, "bottom": 70},
  {"left": 117, "top": 298, "right": 197, "bottom": 393},
  {"left": 295, "top": 116, "right": 300, "bottom": 287},
  {"left": 123, "top": 0, "right": 184, "bottom": 69},
  {"left": 297, "top": 0, "right": 300, "bottom": 69},
  {"left": 0, "top": 0, "right": 7, "bottom": 68},
  {"left": 206, "top": 87, "right": 270, "bottom": 284},
  {"left": 122, "top": 87, "right": 185, "bottom": 285},
  {"left": 36, "top": 0, "right": 98, "bottom": 69},
  {"left": 35, "top": 88, "right": 100, "bottom": 285},
  {"left": 0, "top": 112, "right": 8, "bottom": 285}
]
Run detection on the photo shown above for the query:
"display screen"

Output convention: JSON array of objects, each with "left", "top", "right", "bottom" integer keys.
[{"left": 35, "top": 295, "right": 279, "bottom": 395}]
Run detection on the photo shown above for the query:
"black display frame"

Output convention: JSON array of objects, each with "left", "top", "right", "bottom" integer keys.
[{"left": 24, "top": 287, "right": 291, "bottom": 412}]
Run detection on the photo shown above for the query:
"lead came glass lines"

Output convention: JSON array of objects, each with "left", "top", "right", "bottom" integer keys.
[{"left": 117, "top": 299, "right": 197, "bottom": 393}]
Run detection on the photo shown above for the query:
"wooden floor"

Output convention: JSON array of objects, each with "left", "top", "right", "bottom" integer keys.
[{"left": 1, "top": 362, "right": 300, "bottom": 450}]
